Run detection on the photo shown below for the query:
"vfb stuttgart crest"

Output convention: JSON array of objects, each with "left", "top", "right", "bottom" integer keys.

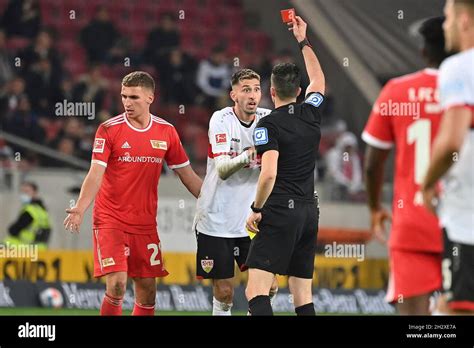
[{"left": 201, "top": 259, "right": 214, "bottom": 273}]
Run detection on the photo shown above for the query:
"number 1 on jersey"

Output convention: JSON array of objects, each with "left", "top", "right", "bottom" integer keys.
[{"left": 407, "top": 119, "right": 431, "bottom": 185}]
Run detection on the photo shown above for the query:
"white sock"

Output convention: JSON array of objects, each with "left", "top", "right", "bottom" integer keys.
[{"left": 212, "top": 297, "right": 232, "bottom": 316}]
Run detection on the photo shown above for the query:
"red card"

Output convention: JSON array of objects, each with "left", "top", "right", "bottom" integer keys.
[{"left": 280, "top": 8, "right": 295, "bottom": 23}]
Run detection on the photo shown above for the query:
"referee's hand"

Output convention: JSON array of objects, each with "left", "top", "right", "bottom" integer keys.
[
  {"left": 369, "top": 208, "right": 391, "bottom": 244},
  {"left": 288, "top": 15, "right": 307, "bottom": 42},
  {"left": 246, "top": 212, "right": 261, "bottom": 233}
]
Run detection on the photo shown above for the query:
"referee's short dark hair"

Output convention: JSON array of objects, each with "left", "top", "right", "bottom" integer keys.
[{"left": 271, "top": 63, "right": 301, "bottom": 100}]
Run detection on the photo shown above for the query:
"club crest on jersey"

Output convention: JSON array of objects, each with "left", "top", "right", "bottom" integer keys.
[
  {"left": 150, "top": 140, "right": 168, "bottom": 150},
  {"left": 93, "top": 138, "right": 105, "bottom": 153},
  {"left": 201, "top": 259, "right": 214, "bottom": 273},
  {"left": 215, "top": 133, "right": 227, "bottom": 144},
  {"left": 305, "top": 93, "right": 324, "bottom": 107},
  {"left": 254, "top": 127, "right": 268, "bottom": 145}
]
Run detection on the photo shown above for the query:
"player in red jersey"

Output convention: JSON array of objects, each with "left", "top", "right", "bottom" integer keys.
[
  {"left": 63, "top": 71, "right": 202, "bottom": 315},
  {"left": 362, "top": 18, "right": 448, "bottom": 314}
]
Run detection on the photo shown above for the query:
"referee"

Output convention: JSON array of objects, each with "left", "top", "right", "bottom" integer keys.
[{"left": 245, "top": 15, "right": 324, "bottom": 316}]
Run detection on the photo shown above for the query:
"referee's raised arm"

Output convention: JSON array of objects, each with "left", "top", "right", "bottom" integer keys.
[{"left": 289, "top": 16, "right": 325, "bottom": 96}]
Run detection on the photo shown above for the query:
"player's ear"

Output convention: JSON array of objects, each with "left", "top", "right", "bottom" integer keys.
[
  {"left": 296, "top": 87, "right": 302, "bottom": 97},
  {"left": 148, "top": 91, "right": 154, "bottom": 104},
  {"left": 230, "top": 89, "right": 236, "bottom": 103},
  {"left": 270, "top": 87, "right": 276, "bottom": 98}
]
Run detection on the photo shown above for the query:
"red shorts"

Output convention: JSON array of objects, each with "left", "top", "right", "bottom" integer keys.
[
  {"left": 93, "top": 228, "right": 169, "bottom": 278},
  {"left": 385, "top": 249, "right": 441, "bottom": 303}
]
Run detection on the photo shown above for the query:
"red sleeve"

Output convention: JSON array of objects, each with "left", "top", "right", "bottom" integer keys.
[
  {"left": 165, "top": 127, "right": 190, "bottom": 169},
  {"left": 361, "top": 81, "right": 395, "bottom": 149},
  {"left": 91, "top": 124, "right": 112, "bottom": 167}
]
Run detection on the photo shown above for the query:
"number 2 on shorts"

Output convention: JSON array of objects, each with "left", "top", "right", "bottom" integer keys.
[{"left": 147, "top": 243, "right": 161, "bottom": 266}]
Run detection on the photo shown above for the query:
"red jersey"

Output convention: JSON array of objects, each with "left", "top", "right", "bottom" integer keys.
[
  {"left": 362, "top": 69, "right": 443, "bottom": 252},
  {"left": 91, "top": 113, "right": 189, "bottom": 234}
]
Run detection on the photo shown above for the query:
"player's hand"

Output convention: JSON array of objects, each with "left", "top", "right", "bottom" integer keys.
[
  {"left": 288, "top": 15, "right": 307, "bottom": 42},
  {"left": 421, "top": 185, "right": 438, "bottom": 215},
  {"left": 370, "top": 208, "right": 391, "bottom": 244},
  {"left": 246, "top": 147, "right": 257, "bottom": 162},
  {"left": 246, "top": 212, "right": 262, "bottom": 234},
  {"left": 64, "top": 206, "right": 84, "bottom": 234}
]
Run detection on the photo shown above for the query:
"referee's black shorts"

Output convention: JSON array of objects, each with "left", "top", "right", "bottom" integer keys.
[{"left": 245, "top": 196, "right": 319, "bottom": 278}]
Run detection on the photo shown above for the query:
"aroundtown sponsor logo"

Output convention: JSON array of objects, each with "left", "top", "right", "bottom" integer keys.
[
  {"left": 55, "top": 99, "right": 95, "bottom": 120},
  {"left": 18, "top": 322, "right": 56, "bottom": 341},
  {"left": 0, "top": 242, "right": 38, "bottom": 262},
  {"left": 118, "top": 152, "right": 163, "bottom": 164},
  {"left": 324, "top": 242, "right": 365, "bottom": 262}
]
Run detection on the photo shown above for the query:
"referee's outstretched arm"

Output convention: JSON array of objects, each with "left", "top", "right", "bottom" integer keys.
[{"left": 289, "top": 16, "right": 325, "bottom": 96}]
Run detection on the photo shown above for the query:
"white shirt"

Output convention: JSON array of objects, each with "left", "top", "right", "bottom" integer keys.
[
  {"left": 194, "top": 106, "right": 271, "bottom": 238},
  {"left": 438, "top": 48, "right": 474, "bottom": 245}
]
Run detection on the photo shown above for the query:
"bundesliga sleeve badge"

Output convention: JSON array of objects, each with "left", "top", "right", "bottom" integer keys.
[{"left": 93, "top": 138, "right": 105, "bottom": 153}]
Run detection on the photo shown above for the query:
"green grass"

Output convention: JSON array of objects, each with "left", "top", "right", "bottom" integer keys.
[{"left": 0, "top": 307, "right": 295, "bottom": 316}]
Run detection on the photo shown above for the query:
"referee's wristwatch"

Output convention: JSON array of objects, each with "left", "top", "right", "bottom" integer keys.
[
  {"left": 250, "top": 202, "right": 263, "bottom": 213},
  {"left": 298, "top": 37, "right": 312, "bottom": 50}
]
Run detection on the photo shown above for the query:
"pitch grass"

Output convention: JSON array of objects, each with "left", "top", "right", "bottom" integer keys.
[{"left": 0, "top": 307, "right": 296, "bottom": 316}]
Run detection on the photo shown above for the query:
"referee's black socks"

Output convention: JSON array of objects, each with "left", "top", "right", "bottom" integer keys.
[
  {"left": 295, "top": 302, "right": 316, "bottom": 316},
  {"left": 248, "top": 295, "right": 273, "bottom": 315}
]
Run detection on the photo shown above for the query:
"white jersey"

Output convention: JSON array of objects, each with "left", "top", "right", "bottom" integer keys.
[
  {"left": 194, "top": 107, "right": 271, "bottom": 238},
  {"left": 438, "top": 48, "right": 474, "bottom": 245}
]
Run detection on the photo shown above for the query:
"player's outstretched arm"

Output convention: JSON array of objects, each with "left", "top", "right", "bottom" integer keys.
[
  {"left": 64, "top": 163, "right": 106, "bottom": 233},
  {"left": 214, "top": 147, "right": 255, "bottom": 181},
  {"left": 174, "top": 165, "right": 203, "bottom": 198},
  {"left": 289, "top": 16, "right": 325, "bottom": 96}
]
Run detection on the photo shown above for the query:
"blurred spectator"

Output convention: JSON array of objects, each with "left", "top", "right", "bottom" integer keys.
[
  {"left": 72, "top": 64, "right": 108, "bottom": 112},
  {"left": 0, "top": 137, "right": 14, "bottom": 190},
  {"left": 4, "top": 181, "right": 51, "bottom": 250},
  {"left": 0, "top": 29, "right": 15, "bottom": 89},
  {"left": 325, "top": 132, "right": 363, "bottom": 200},
  {"left": 2, "top": 95, "right": 45, "bottom": 143},
  {"left": 196, "top": 46, "right": 231, "bottom": 109},
  {"left": 0, "top": 76, "right": 27, "bottom": 116},
  {"left": 24, "top": 57, "right": 62, "bottom": 116},
  {"left": 19, "top": 28, "right": 61, "bottom": 75},
  {"left": 159, "top": 48, "right": 197, "bottom": 105},
  {"left": 80, "top": 6, "right": 119, "bottom": 64},
  {"left": 143, "top": 12, "right": 180, "bottom": 68},
  {"left": 1, "top": 0, "right": 41, "bottom": 39}
]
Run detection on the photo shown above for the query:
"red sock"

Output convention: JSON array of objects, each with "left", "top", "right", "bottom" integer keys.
[
  {"left": 132, "top": 301, "right": 155, "bottom": 316},
  {"left": 100, "top": 293, "right": 123, "bottom": 316}
]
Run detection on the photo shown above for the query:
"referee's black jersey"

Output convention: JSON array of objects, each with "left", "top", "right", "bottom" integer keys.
[{"left": 254, "top": 92, "right": 323, "bottom": 200}]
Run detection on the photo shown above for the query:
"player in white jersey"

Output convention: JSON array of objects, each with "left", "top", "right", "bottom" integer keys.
[
  {"left": 422, "top": 0, "right": 474, "bottom": 314},
  {"left": 194, "top": 69, "right": 278, "bottom": 315}
]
